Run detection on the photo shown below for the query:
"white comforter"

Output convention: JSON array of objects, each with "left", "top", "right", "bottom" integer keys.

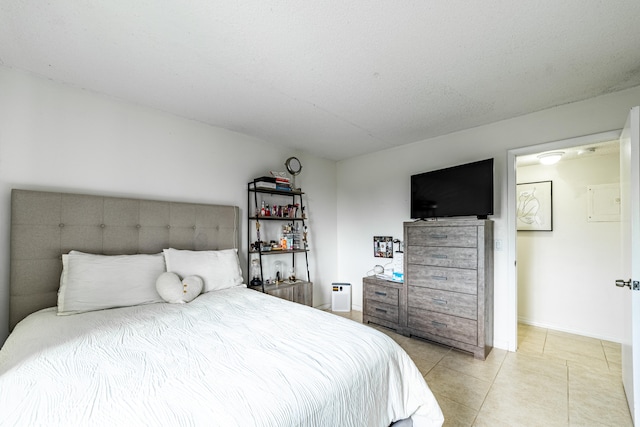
[{"left": 0, "top": 287, "right": 443, "bottom": 427}]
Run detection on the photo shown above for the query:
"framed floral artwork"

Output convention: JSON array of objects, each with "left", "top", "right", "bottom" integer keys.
[{"left": 516, "top": 181, "right": 552, "bottom": 231}]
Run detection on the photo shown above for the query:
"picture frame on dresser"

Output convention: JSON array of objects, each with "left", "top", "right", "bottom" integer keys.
[{"left": 373, "top": 236, "right": 394, "bottom": 258}]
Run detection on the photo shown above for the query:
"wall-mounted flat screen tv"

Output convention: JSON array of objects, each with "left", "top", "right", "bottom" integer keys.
[{"left": 410, "top": 158, "right": 494, "bottom": 219}]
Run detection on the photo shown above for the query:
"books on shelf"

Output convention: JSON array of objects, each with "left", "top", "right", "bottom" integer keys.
[
  {"left": 255, "top": 176, "right": 276, "bottom": 182},
  {"left": 255, "top": 181, "right": 276, "bottom": 189},
  {"left": 275, "top": 176, "right": 291, "bottom": 191},
  {"left": 254, "top": 176, "right": 292, "bottom": 191}
]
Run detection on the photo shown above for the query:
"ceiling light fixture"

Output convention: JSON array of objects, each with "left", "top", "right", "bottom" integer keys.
[{"left": 537, "top": 151, "right": 564, "bottom": 165}]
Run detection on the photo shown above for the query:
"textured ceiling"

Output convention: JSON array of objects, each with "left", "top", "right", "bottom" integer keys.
[{"left": 1, "top": 1, "right": 640, "bottom": 161}]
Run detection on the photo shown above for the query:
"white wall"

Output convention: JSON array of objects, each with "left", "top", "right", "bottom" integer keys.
[
  {"left": 2, "top": 65, "right": 639, "bottom": 351},
  {"left": 337, "top": 84, "right": 640, "bottom": 351},
  {"left": 0, "top": 66, "right": 337, "bottom": 345},
  {"left": 517, "top": 152, "right": 623, "bottom": 341}
]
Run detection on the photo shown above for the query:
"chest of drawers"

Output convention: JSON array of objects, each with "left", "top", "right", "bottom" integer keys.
[
  {"left": 362, "top": 276, "right": 405, "bottom": 332},
  {"left": 404, "top": 220, "right": 493, "bottom": 359}
]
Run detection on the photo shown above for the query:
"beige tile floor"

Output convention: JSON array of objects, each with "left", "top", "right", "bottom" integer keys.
[{"left": 332, "top": 310, "right": 632, "bottom": 426}]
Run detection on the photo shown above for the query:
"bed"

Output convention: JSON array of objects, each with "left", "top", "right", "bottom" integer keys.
[{"left": 0, "top": 189, "right": 444, "bottom": 426}]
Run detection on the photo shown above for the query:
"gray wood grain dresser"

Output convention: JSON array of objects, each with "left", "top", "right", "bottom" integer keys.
[
  {"left": 362, "top": 276, "right": 405, "bottom": 331},
  {"left": 403, "top": 219, "right": 494, "bottom": 360}
]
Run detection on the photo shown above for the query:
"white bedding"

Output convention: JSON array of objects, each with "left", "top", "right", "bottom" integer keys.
[{"left": 0, "top": 287, "right": 443, "bottom": 426}]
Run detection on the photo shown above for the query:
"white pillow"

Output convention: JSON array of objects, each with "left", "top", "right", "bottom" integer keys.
[
  {"left": 156, "top": 272, "right": 203, "bottom": 303},
  {"left": 163, "top": 248, "right": 244, "bottom": 293},
  {"left": 58, "top": 251, "right": 165, "bottom": 315}
]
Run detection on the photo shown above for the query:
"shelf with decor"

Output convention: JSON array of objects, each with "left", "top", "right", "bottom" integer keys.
[{"left": 247, "top": 177, "right": 311, "bottom": 306}]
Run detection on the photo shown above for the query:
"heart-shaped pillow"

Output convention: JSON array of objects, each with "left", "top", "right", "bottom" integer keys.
[{"left": 156, "top": 272, "right": 203, "bottom": 304}]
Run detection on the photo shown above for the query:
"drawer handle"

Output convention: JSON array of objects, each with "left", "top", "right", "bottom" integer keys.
[
  {"left": 431, "top": 275, "right": 448, "bottom": 281},
  {"left": 375, "top": 308, "right": 388, "bottom": 314},
  {"left": 374, "top": 291, "right": 387, "bottom": 297},
  {"left": 431, "top": 234, "right": 448, "bottom": 239},
  {"left": 432, "top": 321, "right": 447, "bottom": 328},
  {"left": 432, "top": 254, "right": 448, "bottom": 259},
  {"left": 432, "top": 298, "right": 448, "bottom": 305}
]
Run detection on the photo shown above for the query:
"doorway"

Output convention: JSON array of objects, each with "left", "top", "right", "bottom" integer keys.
[{"left": 506, "top": 130, "right": 621, "bottom": 351}]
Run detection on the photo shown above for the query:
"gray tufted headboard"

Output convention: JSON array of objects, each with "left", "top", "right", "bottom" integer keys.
[{"left": 9, "top": 189, "right": 240, "bottom": 330}]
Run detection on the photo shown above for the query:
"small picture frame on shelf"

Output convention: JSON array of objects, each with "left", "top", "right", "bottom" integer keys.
[{"left": 373, "top": 236, "right": 393, "bottom": 258}]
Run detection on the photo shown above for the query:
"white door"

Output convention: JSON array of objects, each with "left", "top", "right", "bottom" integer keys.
[{"left": 620, "top": 106, "right": 640, "bottom": 423}]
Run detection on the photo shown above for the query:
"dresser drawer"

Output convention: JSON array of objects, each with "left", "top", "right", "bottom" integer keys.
[
  {"left": 365, "top": 301, "right": 399, "bottom": 324},
  {"left": 406, "top": 265, "right": 477, "bottom": 294},
  {"left": 364, "top": 283, "right": 399, "bottom": 306},
  {"left": 407, "top": 226, "right": 477, "bottom": 248},
  {"left": 408, "top": 307, "right": 478, "bottom": 346},
  {"left": 408, "top": 286, "right": 477, "bottom": 320},
  {"left": 407, "top": 246, "right": 477, "bottom": 269}
]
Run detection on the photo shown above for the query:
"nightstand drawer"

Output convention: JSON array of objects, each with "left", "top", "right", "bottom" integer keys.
[
  {"left": 408, "top": 286, "right": 477, "bottom": 320},
  {"left": 407, "top": 226, "right": 477, "bottom": 248},
  {"left": 408, "top": 307, "right": 477, "bottom": 346},
  {"left": 364, "top": 283, "right": 399, "bottom": 306},
  {"left": 407, "top": 246, "right": 477, "bottom": 269},
  {"left": 365, "top": 301, "right": 399, "bottom": 324},
  {"left": 406, "top": 265, "right": 477, "bottom": 294}
]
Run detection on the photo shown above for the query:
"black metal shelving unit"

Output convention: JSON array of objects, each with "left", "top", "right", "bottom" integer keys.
[{"left": 247, "top": 180, "right": 311, "bottom": 293}]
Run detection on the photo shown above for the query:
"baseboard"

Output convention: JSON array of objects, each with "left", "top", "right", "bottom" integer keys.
[{"left": 518, "top": 317, "right": 621, "bottom": 344}]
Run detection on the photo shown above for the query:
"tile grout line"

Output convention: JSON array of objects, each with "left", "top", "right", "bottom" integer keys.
[
  {"left": 472, "top": 350, "right": 508, "bottom": 426},
  {"left": 566, "top": 363, "right": 571, "bottom": 426},
  {"left": 601, "top": 339, "right": 613, "bottom": 370}
]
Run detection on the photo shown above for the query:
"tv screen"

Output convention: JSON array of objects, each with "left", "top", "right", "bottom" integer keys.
[{"left": 411, "top": 158, "right": 494, "bottom": 219}]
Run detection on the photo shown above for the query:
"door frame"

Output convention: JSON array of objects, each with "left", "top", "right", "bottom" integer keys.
[{"left": 506, "top": 130, "right": 621, "bottom": 351}]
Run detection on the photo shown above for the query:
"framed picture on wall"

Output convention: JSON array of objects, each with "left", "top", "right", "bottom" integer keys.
[
  {"left": 373, "top": 236, "right": 393, "bottom": 258},
  {"left": 516, "top": 181, "right": 553, "bottom": 231}
]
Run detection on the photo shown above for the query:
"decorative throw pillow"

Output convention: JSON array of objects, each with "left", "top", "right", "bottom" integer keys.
[
  {"left": 58, "top": 251, "right": 165, "bottom": 315},
  {"left": 156, "top": 272, "right": 203, "bottom": 303},
  {"left": 162, "top": 248, "right": 244, "bottom": 293}
]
